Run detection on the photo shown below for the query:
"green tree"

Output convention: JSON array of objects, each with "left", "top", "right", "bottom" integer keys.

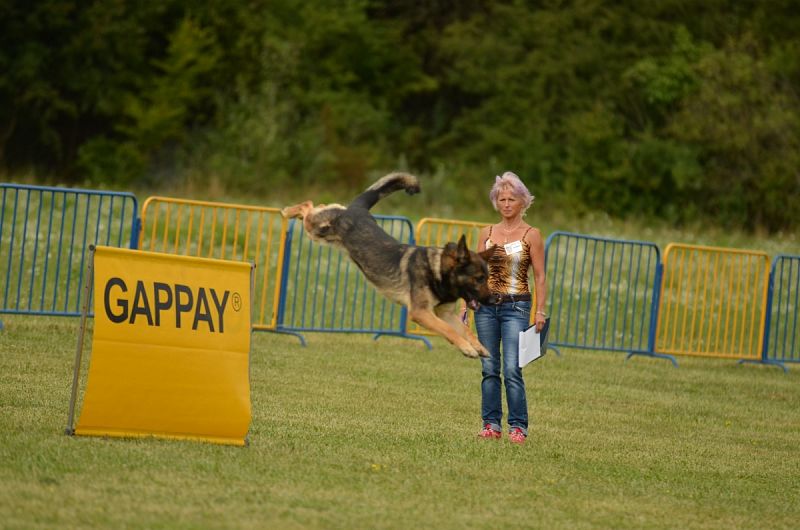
[
  {"left": 669, "top": 32, "right": 800, "bottom": 230},
  {"left": 2, "top": 0, "right": 800, "bottom": 231},
  {"left": 78, "top": 16, "right": 220, "bottom": 185}
]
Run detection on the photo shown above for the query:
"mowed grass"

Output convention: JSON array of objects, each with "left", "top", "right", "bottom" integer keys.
[{"left": 1, "top": 315, "right": 799, "bottom": 529}]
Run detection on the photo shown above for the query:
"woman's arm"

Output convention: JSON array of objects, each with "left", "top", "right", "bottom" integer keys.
[{"left": 527, "top": 228, "right": 547, "bottom": 322}]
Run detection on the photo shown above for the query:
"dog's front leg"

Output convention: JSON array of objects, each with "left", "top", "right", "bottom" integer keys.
[
  {"left": 410, "top": 308, "right": 484, "bottom": 359},
  {"left": 456, "top": 323, "right": 490, "bottom": 358},
  {"left": 435, "top": 305, "right": 490, "bottom": 358}
]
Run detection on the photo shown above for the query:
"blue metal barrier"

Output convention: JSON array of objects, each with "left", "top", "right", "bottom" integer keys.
[
  {"left": 755, "top": 254, "right": 800, "bottom": 372},
  {"left": 0, "top": 184, "right": 139, "bottom": 320},
  {"left": 276, "top": 215, "right": 430, "bottom": 347},
  {"left": 544, "top": 231, "right": 673, "bottom": 365}
]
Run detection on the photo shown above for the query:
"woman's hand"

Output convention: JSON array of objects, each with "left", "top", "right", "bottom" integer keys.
[{"left": 534, "top": 310, "right": 547, "bottom": 332}]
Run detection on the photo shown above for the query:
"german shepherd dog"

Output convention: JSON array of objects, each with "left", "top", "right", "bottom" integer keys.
[{"left": 281, "top": 173, "right": 498, "bottom": 358}]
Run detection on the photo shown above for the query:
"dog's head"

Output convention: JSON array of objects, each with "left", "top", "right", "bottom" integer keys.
[{"left": 441, "top": 235, "right": 500, "bottom": 309}]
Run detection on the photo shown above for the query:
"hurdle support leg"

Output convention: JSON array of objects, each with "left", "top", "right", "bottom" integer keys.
[
  {"left": 66, "top": 246, "right": 95, "bottom": 436},
  {"left": 625, "top": 350, "right": 679, "bottom": 368},
  {"left": 267, "top": 328, "right": 307, "bottom": 346},
  {"left": 737, "top": 359, "right": 789, "bottom": 373}
]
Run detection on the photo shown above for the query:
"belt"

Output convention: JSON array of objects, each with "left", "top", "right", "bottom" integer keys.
[{"left": 491, "top": 293, "right": 531, "bottom": 304}]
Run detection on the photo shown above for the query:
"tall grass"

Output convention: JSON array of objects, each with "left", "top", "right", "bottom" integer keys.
[{"left": 1, "top": 315, "right": 798, "bottom": 529}]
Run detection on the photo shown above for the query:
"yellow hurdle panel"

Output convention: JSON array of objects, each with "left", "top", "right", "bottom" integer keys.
[
  {"left": 74, "top": 246, "right": 252, "bottom": 446},
  {"left": 140, "top": 197, "right": 287, "bottom": 330},
  {"left": 656, "top": 243, "right": 770, "bottom": 360}
]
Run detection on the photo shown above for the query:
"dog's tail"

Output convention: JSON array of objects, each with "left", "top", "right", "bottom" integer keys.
[{"left": 349, "top": 172, "right": 420, "bottom": 211}]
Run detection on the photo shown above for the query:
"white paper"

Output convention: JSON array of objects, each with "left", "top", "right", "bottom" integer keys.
[{"left": 518, "top": 325, "right": 542, "bottom": 368}]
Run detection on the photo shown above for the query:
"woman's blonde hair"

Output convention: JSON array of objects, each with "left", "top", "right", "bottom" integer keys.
[{"left": 489, "top": 171, "right": 534, "bottom": 213}]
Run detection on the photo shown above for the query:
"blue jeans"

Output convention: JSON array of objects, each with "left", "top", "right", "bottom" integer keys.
[{"left": 475, "top": 300, "right": 530, "bottom": 435}]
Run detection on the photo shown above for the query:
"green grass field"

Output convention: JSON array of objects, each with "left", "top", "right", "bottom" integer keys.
[{"left": 1, "top": 314, "right": 798, "bottom": 529}]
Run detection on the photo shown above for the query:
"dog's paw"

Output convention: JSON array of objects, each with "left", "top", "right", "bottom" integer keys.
[
  {"left": 459, "top": 343, "right": 480, "bottom": 359},
  {"left": 281, "top": 201, "right": 313, "bottom": 219},
  {"left": 405, "top": 183, "right": 421, "bottom": 196},
  {"left": 280, "top": 206, "right": 300, "bottom": 218},
  {"left": 464, "top": 334, "right": 489, "bottom": 358}
]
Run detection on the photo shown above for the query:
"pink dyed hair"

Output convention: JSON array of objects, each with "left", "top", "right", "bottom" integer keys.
[{"left": 489, "top": 171, "right": 534, "bottom": 212}]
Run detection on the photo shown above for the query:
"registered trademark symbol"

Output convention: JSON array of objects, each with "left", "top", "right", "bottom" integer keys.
[{"left": 232, "top": 292, "right": 242, "bottom": 311}]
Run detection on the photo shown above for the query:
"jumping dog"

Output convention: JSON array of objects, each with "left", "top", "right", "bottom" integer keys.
[{"left": 281, "top": 173, "right": 498, "bottom": 358}]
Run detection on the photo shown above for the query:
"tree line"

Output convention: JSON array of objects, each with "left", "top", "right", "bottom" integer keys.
[{"left": 2, "top": 0, "right": 799, "bottom": 231}]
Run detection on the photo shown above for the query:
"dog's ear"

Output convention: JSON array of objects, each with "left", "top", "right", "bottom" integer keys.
[
  {"left": 456, "top": 234, "right": 469, "bottom": 262},
  {"left": 479, "top": 245, "right": 495, "bottom": 261}
]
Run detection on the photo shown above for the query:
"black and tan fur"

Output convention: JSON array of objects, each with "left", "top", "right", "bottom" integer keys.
[{"left": 281, "top": 172, "right": 498, "bottom": 358}]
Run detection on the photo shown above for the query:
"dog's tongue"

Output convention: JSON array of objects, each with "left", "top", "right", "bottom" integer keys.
[{"left": 467, "top": 299, "right": 479, "bottom": 310}]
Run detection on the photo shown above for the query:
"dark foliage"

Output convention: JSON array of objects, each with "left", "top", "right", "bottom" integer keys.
[{"left": 2, "top": 0, "right": 798, "bottom": 231}]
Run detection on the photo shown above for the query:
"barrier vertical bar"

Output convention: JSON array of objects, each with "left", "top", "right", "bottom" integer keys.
[
  {"left": 627, "top": 260, "right": 676, "bottom": 366},
  {"left": 274, "top": 220, "right": 305, "bottom": 345},
  {"left": 4, "top": 189, "right": 19, "bottom": 307},
  {"left": 40, "top": 193, "right": 56, "bottom": 311},
  {"left": 27, "top": 189, "right": 43, "bottom": 310}
]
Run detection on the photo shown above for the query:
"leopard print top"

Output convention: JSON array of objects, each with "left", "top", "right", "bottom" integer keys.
[{"left": 484, "top": 226, "right": 533, "bottom": 295}]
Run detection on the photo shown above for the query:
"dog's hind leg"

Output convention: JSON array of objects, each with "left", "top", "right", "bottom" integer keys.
[
  {"left": 281, "top": 200, "right": 314, "bottom": 219},
  {"left": 281, "top": 202, "right": 346, "bottom": 245},
  {"left": 410, "top": 307, "right": 485, "bottom": 359},
  {"left": 349, "top": 172, "right": 420, "bottom": 211}
]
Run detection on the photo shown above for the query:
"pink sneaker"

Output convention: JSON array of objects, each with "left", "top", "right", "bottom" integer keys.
[
  {"left": 477, "top": 424, "right": 501, "bottom": 440},
  {"left": 508, "top": 427, "right": 526, "bottom": 445}
]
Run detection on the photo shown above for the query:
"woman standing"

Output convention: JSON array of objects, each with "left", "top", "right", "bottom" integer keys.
[{"left": 474, "top": 171, "right": 547, "bottom": 445}]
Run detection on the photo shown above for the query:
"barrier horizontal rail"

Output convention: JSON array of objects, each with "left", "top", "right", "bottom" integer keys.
[
  {"left": 139, "top": 197, "right": 287, "bottom": 330},
  {"left": 545, "top": 231, "right": 664, "bottom": 361},
  {"left": 760, "top": 254, "right": 800, "bottom": 371},
  {"left": 656, "top": 244, "right": 769, "bottom": 361},
  {"left": 0, "top": 183, "right": 139, "bottom": 319}
]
